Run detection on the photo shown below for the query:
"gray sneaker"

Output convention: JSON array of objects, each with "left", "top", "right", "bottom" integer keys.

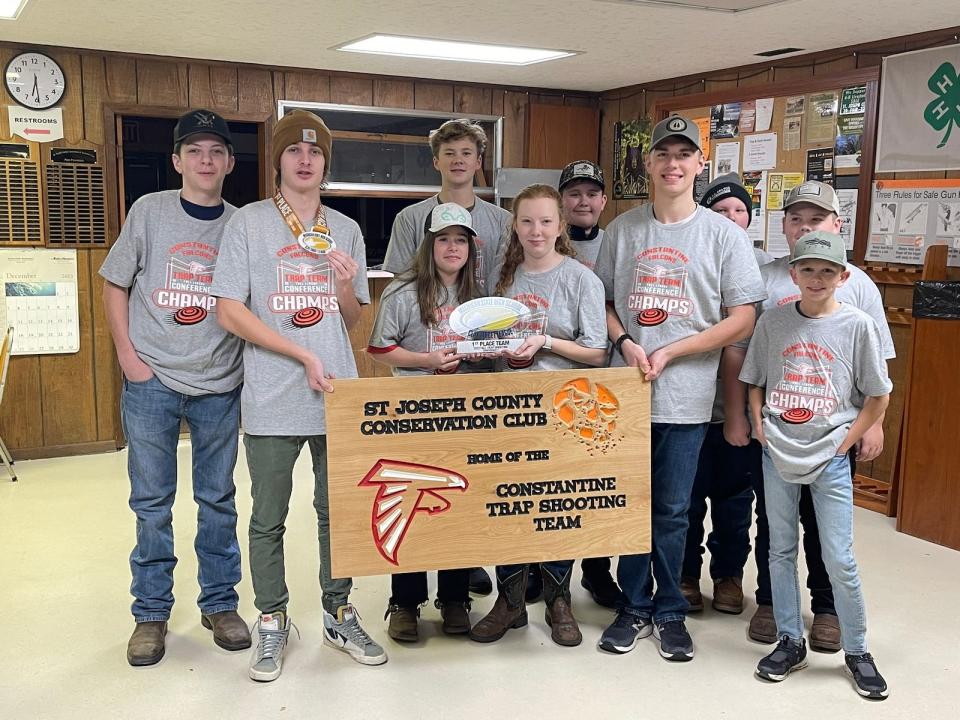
[
  {"left": 323, "top": 605, "right": 388, "bottom": 666},
  {"left": 248, "top": 612, "right": 291, "bottom": 682}
]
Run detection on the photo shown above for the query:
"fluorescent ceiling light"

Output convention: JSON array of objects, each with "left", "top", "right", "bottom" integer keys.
[
  {"left": 0, "top": 0, "right": 28, "bottom": 20},
  {"left": 336, "top": 34, "right": 575, "bottom": 66}
]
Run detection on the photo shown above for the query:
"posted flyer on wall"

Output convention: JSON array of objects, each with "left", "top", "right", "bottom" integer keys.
[{"left": 866, "top": 180, "right": 960, "bottom": 266}]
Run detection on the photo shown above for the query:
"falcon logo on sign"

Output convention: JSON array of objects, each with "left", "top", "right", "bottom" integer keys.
[{"left": 359, "top": 460, "right": 468, "bottom": 565}]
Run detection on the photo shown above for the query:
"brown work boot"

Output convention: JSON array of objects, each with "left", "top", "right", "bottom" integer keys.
[
  {"left": 469, "top": 568, "right": 528, "bottom": 643},
  {"left": 385, "top": 604, "right": 419, "bottom": 642},
  {"left": 681, "top": 576, "right": 704, "bottom": 612},
  {"left": 201, "top": 610, "right": 252, "bottom": 651},
  {"left": 542, "top": 566, "right": 582, "bottom": 647},
  {"left": 436, "top": 599, "right": 472, "bottom": 635},
  {"left": 748, "top": 605, "right": 778, "bottom": 643},
  {"left": 810, "top": 613, "right": 842, "bottom": 653},
  {"left": 712, "top": 577, "right": 744, "bottom": 615},
  {"left": 127, "top": 621, "right": 167, "bottom": 666}
]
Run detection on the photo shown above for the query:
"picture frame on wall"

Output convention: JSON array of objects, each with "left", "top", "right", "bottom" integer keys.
[{"left": 613, "top": 119, "right": 651, "bottom": 199}]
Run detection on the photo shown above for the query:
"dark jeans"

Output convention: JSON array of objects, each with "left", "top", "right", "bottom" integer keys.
[
  {"left": 618, "top": 423, "right": 708, "bottom": 623},
  {"left": 681, "top": 424, "right": 757, "bottom": 580},
  {"left": 753, "top": 456, "right": 837, "bottom": 615},
  {"left": 391, "top": 570, "right": 470, "bottom": 606}
]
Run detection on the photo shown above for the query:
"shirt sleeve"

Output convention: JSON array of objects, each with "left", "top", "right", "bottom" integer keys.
[
  {"left": 738, "top": 314, "right": 769, "bottom": 387},
  {"left": 382, "top": 208, "right": 416, "bottom": 275},
  {"left": 210, "top": 211, "right": 251, "bottom": 303},
  {"left": 349, "top": 225, "right": 370, "bottom": 304},
  {"left": 368, "top": 287, "right": 405, "bottom": 352},
  {"left": 593, "top": 221, "right": 616, "bottom": 302},
  {"left": 853, "top": 316, "right": 894, "bottom": 397},
  {"left": 98, "top": 198, "right": 146, "bottom": 287},
  {"left": 575, "top": 272, "right": 610, "bottom": 349},
  {"left": 720, "top": 227, "right": 767, "bottom": 307}
]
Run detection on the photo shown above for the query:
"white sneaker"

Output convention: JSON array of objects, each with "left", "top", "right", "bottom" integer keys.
[
  {"left": 323, "top": 604, "right": 388, "bottom": 666},
  {"left": 248, "top": 612, "right": 292, "bottom": 682}
]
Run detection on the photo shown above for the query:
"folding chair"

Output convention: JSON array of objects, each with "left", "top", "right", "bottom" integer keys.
[{"left": 0, "top": 326, "right": 16, "bottom": 481}]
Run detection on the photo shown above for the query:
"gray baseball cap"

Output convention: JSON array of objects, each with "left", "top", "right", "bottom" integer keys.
[
  {"left": 650, "top": 115, "right": 702, "bottom": 153},
  {"left": 789, "top": 230, "right": 847, "bottom": 267},
  {"left": 783, "top": 180, "right": 840, "bottom": 214}
]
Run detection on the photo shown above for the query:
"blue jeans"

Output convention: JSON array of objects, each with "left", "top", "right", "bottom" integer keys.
[
  {"left": 764, "top": 450, "right": 868, "bottom": 654},
  {"left": 682, "top": 424, "right": 756, "bottom": 580},
  {"left": 122, "top": 376, "right": 242, "bottom": 622},
  {"left": 618, "top": 423, "right": 708, "bottom": 623}
]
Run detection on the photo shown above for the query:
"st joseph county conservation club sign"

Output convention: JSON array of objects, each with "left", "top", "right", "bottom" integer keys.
[{"left": 326, "top": 368, "right": 650, "bottom": 577}]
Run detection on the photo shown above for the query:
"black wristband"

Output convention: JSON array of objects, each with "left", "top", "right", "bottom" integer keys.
[{"left": 614, "top": 333, "right": 632, "bottom": 353}]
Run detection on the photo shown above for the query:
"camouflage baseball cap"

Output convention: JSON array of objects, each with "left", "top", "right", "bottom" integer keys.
[{"left": 559, "top": 160, "right": 605, "bottom": 191}]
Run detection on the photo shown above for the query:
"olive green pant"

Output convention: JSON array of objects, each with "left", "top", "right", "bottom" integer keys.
[{"left": 244, "top": 434, "right": 351, "bottom": 615}]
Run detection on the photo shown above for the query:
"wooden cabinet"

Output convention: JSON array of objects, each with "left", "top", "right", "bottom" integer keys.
[{"left": 526, "top": 103, "right": 600, "bottom": 169}]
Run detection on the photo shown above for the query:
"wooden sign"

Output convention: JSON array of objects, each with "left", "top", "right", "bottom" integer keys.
[{"left": 326, "top": 367, "right": 650, "bottom": 577}]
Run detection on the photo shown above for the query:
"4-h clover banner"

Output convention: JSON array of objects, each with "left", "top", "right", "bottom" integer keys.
[{"left": 876, "top": 45, "right": 960, "bottom": 172}]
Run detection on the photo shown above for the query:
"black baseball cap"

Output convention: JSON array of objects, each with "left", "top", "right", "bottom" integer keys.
[
  {"left": 559, "top": 160, "right": 605, "bottom": 191},
  {"left": 173, "top": 109, "right": 233, "bottom": 147}
]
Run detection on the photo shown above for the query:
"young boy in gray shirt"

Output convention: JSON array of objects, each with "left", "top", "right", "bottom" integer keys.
[
  {"left": 100, "top": 109, "right": 249, "bottom": 667},
  {"left": 212, "top": 110, "right": 386, "bottom": 681},
  {"left": 739, "top": 230, "right": 891, "bottom": 700}
]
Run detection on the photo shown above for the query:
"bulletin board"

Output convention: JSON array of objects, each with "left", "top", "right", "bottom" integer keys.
[{"left": 654, "top": 67, "right": 880, "bottom": 262}]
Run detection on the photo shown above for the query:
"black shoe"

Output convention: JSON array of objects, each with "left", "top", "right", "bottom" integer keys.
[
  {"left": 525, "top": 564, "right": 543, "bottom": 603},
  {"left": 845, "top": 653, "right": 889, "bottom": 700},
  {"left": 598, "top": 611, "right": 652, "bottom": 654},
  {"left": 756, "top": 636, "right": 808, "bottom": 681},
  {"left": 581, "top": 569, "right": 624, "bottom": 609},
  {"left": 468, "top": 567, "right": 492, "bottom": 596},
  {"left": 653, "top": 620, "right": 694, "bottom": 662}
]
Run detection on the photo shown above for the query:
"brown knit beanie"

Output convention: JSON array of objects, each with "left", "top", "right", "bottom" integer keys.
[{"left": 272, "top": 110, "right": 332, "bottom": 178}]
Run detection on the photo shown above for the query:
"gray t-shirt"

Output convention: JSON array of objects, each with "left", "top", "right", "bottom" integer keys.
[
  {"left": 493, "top": 256, "right": 607, "bottom": 372},
  {"left": 572, "top": 228, "right": 605, "bottom": 270},
  {"left": 98, "top": 190, "right": 242, "bottom": 396},
  {"left": 210, "top": 198, "right": 369, "bottom": 435},
  {"left": 739, "top": 302, "right": 893, "bottom": 484},
  {"left": 594, "top": 204, "right": 767, "bottom": 423},
  {"left": 383, "top": 195, "right": 510, "bottom": 291},
  {"left": 368, "top": 281, "right": 469, "bottom": 376},
  {"left": 754, "top": 256, "right": 896, "bottom": 360}
]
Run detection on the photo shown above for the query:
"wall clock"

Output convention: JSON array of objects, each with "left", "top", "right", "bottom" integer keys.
[{"left": 5, "top": 51, "right": 66, "bottom": 110}]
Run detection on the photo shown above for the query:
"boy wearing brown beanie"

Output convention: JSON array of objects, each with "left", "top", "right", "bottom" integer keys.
[{"left": 212, "top": 109, "right": 387, "bottom": 681}]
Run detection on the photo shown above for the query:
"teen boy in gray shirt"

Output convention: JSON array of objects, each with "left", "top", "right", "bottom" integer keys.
[
  {"left": 740, "top": 230, "right": 891, "bottom": 700},
  {"left": 212, "top": 110, "right": 386, "bottom": 681},
  {"left": 100, "top": 109, "right": 249, "bottom": 666},
  {"left": 594, "top": 115, "right": 766, "bottom": 662}
]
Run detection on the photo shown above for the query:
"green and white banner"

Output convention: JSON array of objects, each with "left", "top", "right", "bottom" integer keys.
[{"left": 876, "top": 45, "right": 960, "bottom": 172}]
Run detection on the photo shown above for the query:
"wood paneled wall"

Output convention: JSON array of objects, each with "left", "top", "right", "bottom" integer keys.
[{"left": 0, "top": 41, "right": 597, "bottom": 459}]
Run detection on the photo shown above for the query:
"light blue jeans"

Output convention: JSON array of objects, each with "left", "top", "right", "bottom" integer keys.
[
  {"left": 122, "top": 376, "right": 242, "bottom": 622},
  {"left": 763, "top": 450, "right": 868, "bottom": 654}
]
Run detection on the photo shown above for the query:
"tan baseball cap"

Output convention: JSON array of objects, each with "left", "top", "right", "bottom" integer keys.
[{"left": 783, "top": 180, "right": 840, "bottom": 214}]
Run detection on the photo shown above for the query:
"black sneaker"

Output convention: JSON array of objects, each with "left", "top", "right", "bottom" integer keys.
[
  {"left": 598, "top": 611, "right": 652, "bottom": 654},
  {"left": 581, "top": 569, "right": 624, "bottom": 609},
  {"left": 468, "top": 567, "right": 492, "bottom": 596},
  {"left": 756, "top": 636, "right": 808, "bottom": 681},
  {"left": 845, "top": 653, "right": 889, "bottom": 700},
  {"left": 653, "top": 620, "right": 694, "bottom": 662}
]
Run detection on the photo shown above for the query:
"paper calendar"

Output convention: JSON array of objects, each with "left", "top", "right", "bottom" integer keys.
[{"left": 0, "top": 249, "right": 80, "bottom": 355}]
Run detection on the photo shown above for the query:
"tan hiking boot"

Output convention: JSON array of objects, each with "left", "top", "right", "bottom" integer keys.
[
  {"left": 712, "top": 577, "right": 744, "bottom": 615},
  {"left": 810, "top": 613, "right": 842, "bottom": 653},
  {"left": 385, "top": 604, "right": 419, "bottom": 642},
  {"left": 681, "top": 576, "right": 704, "bottom": 612},
  {"left": 201, "top": 610, "right": 251, "bottom": 651},
  {"left": 127, "top": 621, "right": 167, "bottom": 666},
  {"left": 748, "top": 605, "right": 778, "bottom": 643}
]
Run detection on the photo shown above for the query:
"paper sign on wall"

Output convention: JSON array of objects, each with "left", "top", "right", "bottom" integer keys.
[{"left": 7, "top": 106, "right": 64, "bottom": 143}]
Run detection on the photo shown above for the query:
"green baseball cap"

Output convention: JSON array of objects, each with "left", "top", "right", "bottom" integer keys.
[{"left": 789, "top": 230, "right": 847, "bottom": 267}]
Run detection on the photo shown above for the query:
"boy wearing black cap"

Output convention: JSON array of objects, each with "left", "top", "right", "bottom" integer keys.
[
  {"left": 680, "top": 174, "right": 773, "bottom": 616},
  {"left": 594, "top": 115, "right": 766, "bottom": 661},
  {"left": 739, "top": 231, "right": 891, "bottom": 699},
  {"left": 101, "top": 109, "right": 249, "bottom": 666},
  {"left": 212, "top": 110, "right": 387, "bottom": 681}
]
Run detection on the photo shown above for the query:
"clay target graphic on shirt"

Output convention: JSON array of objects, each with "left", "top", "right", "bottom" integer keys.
[
  {"left": 172, "top": 306, "right": 208, "bottom": 325},
  {"left": 270, "top": 255, "right": 338, "bottom": 328},
  {"left": 781, "top": 408, "right": 815, "bottom": 424},
  {"left": 635, "top": 308, "right": 668, "bottom": 327},
  {"left": 153, "top": 254, "right": 217, "bottom": 327}
]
